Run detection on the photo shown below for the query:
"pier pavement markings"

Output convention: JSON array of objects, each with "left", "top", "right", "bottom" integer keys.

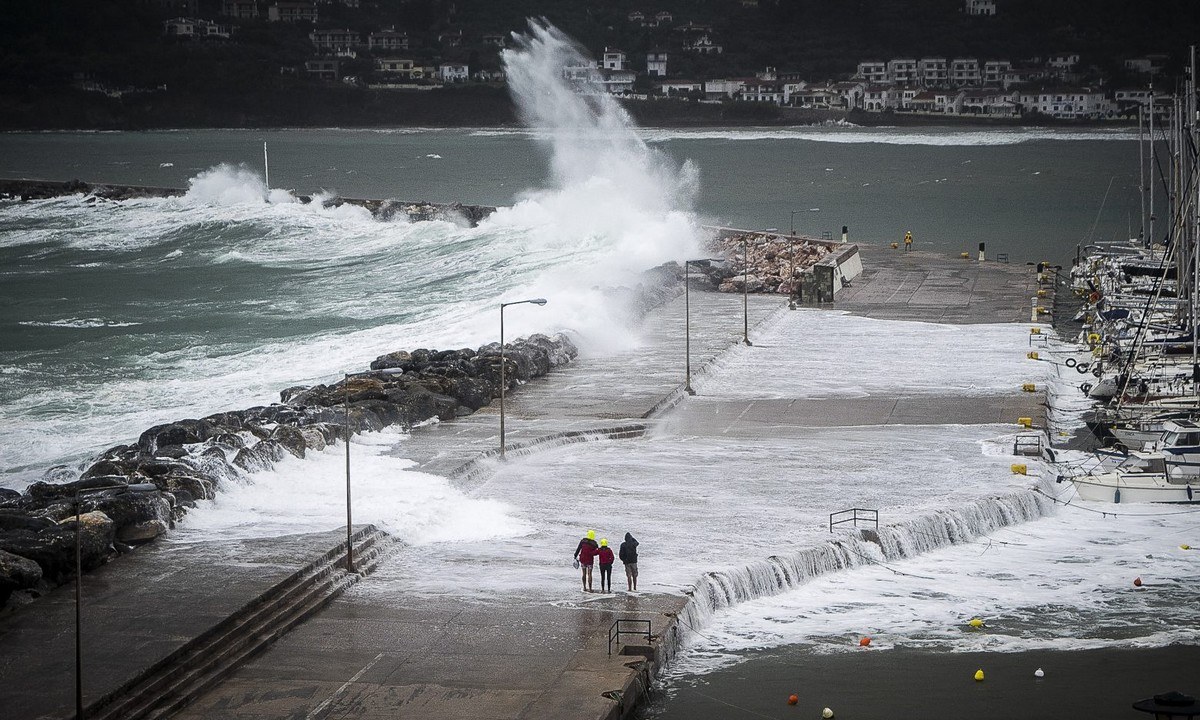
[{"left": 305, "top": 652, "right": 387, "bottom": 720}]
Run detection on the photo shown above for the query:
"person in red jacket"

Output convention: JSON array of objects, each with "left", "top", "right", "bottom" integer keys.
[
  {"left": 573, "top": 529, "right": 599, "bottom": 592},
  {"left": 597, "top": 538, "right": 615, "bottom": 593}
]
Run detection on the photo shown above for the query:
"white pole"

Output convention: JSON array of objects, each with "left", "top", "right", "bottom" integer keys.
[{"left": 263, "top": 141, "right": 270, "bottom": 191}]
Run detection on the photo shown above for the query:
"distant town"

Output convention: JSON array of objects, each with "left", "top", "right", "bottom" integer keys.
[{"left": 5, "top": 0, "right": 1193, "bottom": 129}]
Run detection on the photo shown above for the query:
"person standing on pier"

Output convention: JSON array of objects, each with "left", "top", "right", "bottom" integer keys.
[
  {"left": 574, "top": 530, "right": 599, "bottom": 592},
  {"left": 619, "top": 532, "right": 639, "bottom": 592},
  {"left": 904, "top": 230, "right": 913, "bottom": 251},
  {"left": 597, "top": 539, "right": 615, "bottom": 593}
]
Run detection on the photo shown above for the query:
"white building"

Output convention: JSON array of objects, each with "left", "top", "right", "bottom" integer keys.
[
  {"left": 919, "top": 58, "right": 948, "bottom": 86},
  {"left": 368, "top": 29, "right": 409, "bottom": 52},
  {"left": 1016, "top": 88, "right": 1109, "bottom": 119},
  {"left": 950, "top": 58, "right": 981, "bottom": 86},
  {"left": 646, "top": 51, "right": 668, "bottom": 78},
  {"left": 704, "top": 78, "right": 744, "bottom": 100},
  {"left": 888, "top": 58, "right": 918, "bottom": 85},
  {"left": 439, "top": 64, "right": 469, "bottom": 83},
  {"left": 982, "top": 60, "right": 1011, "bottom": 84},
  {"left": 856, "top": 61, "right": 888, "bottom": 83},
  {"left": 863, "top": 84, "right": 896, "bottom": 111},
  {"left": 602, "top": 48, "right": 627, "bottom": 71},
  {"left": 600, "top": 69, "right": 636, "bottom": 95}
]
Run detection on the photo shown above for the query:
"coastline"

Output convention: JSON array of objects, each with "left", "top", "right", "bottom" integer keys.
[{"left": 0, "top": 86, "right": 1137, "bottom": 132}]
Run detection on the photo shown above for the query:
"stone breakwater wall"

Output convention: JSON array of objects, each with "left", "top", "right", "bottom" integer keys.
[
  {"left": 707, "top": 228, "right": 838, "bottom": 296},
  {"left": 0, "top": 178, "right": 496, "bottom": 226},
  {"left": 0, "top": 333, "right": 576, "bottom": 611}
]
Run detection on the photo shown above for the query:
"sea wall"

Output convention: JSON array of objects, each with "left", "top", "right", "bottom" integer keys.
[{"left": 0, "top": 178, "right": 496, "bottom": 226}]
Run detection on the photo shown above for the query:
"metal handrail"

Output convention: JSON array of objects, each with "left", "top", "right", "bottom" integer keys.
[
  {"left": 608, "top": 619, "right": 652, "bottom": 656},
  {"left": 829, "top": 508, "right": 878, "bottom": 533}
]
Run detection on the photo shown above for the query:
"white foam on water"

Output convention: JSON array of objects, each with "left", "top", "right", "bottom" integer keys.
[{"left": 177, "top": 428, "right": 534, "bottom": 545}]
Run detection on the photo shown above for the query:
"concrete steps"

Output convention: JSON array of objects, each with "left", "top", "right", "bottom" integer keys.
[{"left": 85, "top": 525, "right": 396, "bottom": 720}]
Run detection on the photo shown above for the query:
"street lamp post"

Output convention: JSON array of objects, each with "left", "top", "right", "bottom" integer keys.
[
  {"left": 684, "top": 259, "right": 722, "bottom": 395},
  {"left": 739, "top": 238, "right": 752, "bottom": 346},
  {"left": 499, "top": 298, "right": 548, "bottom": 459},
  {"left": 789, "top": 208, "right": 820, "bottom": 297},
  {"left": 343, "top": 368, "right": 402, "bottom": 572}
]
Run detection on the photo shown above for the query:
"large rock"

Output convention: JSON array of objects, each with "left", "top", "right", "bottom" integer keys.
[
  {"left": 137, "top": 419, "right": 216, "bottom": 453},
  {"left": 0, "top": 548, "right": 43, "bottom": 604},
  {"left": 271, "top": 425, "right": 307, "bottom": 459},
  {"left": 0, "top": 509, "right": 55, "bottom": 533},
  {"left": 0, "top": 510, "right": 113, "bottom": 583},
  {"left": 0, "top": 489, "right": 20, "bottom": 509}
]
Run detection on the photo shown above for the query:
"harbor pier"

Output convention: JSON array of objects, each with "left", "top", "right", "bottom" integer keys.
[{"left": 0, "top": 246, "right": 1049, "bottom": 720}]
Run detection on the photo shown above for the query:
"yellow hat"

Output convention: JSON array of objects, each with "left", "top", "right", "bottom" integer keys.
[
  {"left": 600, "top": 538, "right": 608, "bottom": 547},
  {"left": 587, "top": 530, "right": 595, "bottom": 540}
]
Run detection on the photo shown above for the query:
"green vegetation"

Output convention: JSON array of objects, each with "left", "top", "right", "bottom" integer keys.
[{"left": 1, "top": 0, "right": 1196, "bottom": 129}]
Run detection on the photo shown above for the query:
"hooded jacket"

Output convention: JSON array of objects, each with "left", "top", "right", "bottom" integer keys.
[
  {"left": 597, "top": 545, "right": 614, "bottom": 566},
  {"left": 575, "top": 537, "right": 599, "bottom": 564},
  {"left": 618, "top": 532, "right": 638, "bottom": 564}
]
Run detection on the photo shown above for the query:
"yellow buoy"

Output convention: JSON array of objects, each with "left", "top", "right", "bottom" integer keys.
[
  {"left": 1037, "top": 306, "right": 1049, "bottom": 314},
  {"left": 891, "top": 242, "right": 899, "bottom": 249},
  {"left": 1027, "top": 351, "right": 1039, "bottom": 360},
  {"left": 961, "top": 252, "right": 970, "bottom": 259},
  {"left": 1037, "top": 289, "right": 1047, "bottom": 297},
  {"left": 1182, "top": 544, "right": 1192, "bottom": 550},
  {"left": 1029, "top": 327, "right": 1041, "bottom": 335},
  {"left": 974, "top": 669, "right": 985, "bottom": 682},
  {"left": 1017, "top": 417, "right": 1033, "bottom": 428},
  {"left": 1022, "top": 383, "right": 1036, "bottom": 392},
  {"left": 1011, "top": 463, "right": 1027, "bottom": 475},
  {"left": 968, "top": 617, "right": 985, "bottom": 628}
]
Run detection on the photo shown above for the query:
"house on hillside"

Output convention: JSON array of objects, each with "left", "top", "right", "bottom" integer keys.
[
  {"left": 439, "top": 64, "right": 469, "bottom": 83},
  {"left": 950, "top": 58, "right": 981, "bottom": 86},
  {"left": 305, "top": 58, "right": 340, "bottom": 80},
  {"left": 983, "top": 60, "right": 1011, "bottom": 84},
  {"left": 269, "top": 2, "right": 318, "bottom": 23},
  {"left": 163, "top": 18, "right": 196, "bottom": 37},
  {"left": 863, "top": 84, "right": 896, "bottom": 111},
  {"left": 919, "top": 58, "right": 948, "bottom": 86},
  {"left": 888, "top": 58, "right": 918, "bottom": 85},
  {"left": 855, "top": 61, "right": 888, "bottom": 83},
  {"left": 602, "top": 48, "right": 627, "bottom": 71},
  {"left": 647, "top": 51, "right": 668, "bottom": 77},
  {"left": 656, "top": 80, "right": 702, "bottom": 97},
  {"left": 908, "top": 90, "right": 938, "bottom": 113},
  {"left": 375, "top": 58, "right": 415, "bottom": 77},
  {"left": 1015, "top": 88, "right": 1109, "bottom": 119},
  {"left": 704, "top": 78, "right": 744, "bottom": 100},
  {"left": 831, "top": 81, "right": 866, "bottom": 109},
  {"left": 741, "top": 80, "right": 784, "bottom": 105},
  {"left": 600, "top": 69, "right": 636, "bottom": 95},
  {"left": 1124, "top": 55, "right": 1167, "bottom": 75},
  {"left": 482, "top": 33, "right": 506, "bottom": 48},
  {"left": 685, "top": 34, "right": 723, "bottom": 54},
  {"left": 369, "top": 29, "right": 409, "bottom": 52},
  {"left": 222, "top": 0, "right": 257, "bottom": 18},
  {"left": 310, "top": 29, "right": 360, "bottom": 53}
]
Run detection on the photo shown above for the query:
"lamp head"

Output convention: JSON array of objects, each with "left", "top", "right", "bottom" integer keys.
[{"left": 530, "top": 298, "right": 548, "bottom": 306}]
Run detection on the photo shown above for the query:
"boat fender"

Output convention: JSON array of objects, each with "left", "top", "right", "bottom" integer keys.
[
  {"left": 1188, "top": 486, "right": 1194, "bottom": 501},
  {"left": 1089, "top": 292, "right": 1100, "bottom": 303},
  {"left": 1077, "top": 363, "right": 1090, "bottom": 374},
  {"left": 1093, "top": 367, "right": 1102, "bottom": 377},
  {"left": 1055, "top": 474, "right": 1064, "bottom": 484},
  {"left": 1065, "top": 358, "right": 1077, "bottom": 368},
  {"left": 1087, "top": 332, "right": 1101, "bottom": 344},
  {"left": 1045, "top": 448, "right": 1057, "bottom": 463},
  {"left": 1114, "top": 487, "right": 1121, "bottom": 503},
  {"left": 1081, "top": 382, "right": 1092, "bottom": 394}
]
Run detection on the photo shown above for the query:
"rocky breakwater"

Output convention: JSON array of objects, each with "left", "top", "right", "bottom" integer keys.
[
  {"left": 0, "top": 333, "right": 577, "bottom": 611},
  {"left": 712, "top": 231, "right": 835, "bottom": 295}
]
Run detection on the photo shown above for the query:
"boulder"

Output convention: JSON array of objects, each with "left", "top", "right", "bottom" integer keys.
[
  {"left": 0, "top": 509, "right": 55, "bottom": 533},
  {"left": 0, "top": 548, "right": 43, "bottom": 604},
  {"left": 137, "top": 419, "right": 216, "bottom": 453},
  {"left": 0, "top": 488, "right": 20, "bottom": 509},
  {"left": 370, "top": 350, "right": 412, "bottom": 371},
  {"left": 116, "top": 519, "right": 168, "bottom": 545},
  {"left": 232, "top": 440, "right": 286, "bottom": 473},
  {"left": 298, "top": 427, "right": 327, "bottom": 452},
  {"left": 271, "top": 425, "right": 307, "bottom": 459},
  {"left": 85, "top": 490, "right": 170, "bottom": 536},
  {"left": 279, "top": 385, "right": 310, "bottom": 403}
]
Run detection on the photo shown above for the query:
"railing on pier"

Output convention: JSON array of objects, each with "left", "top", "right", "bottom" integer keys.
[
  {"left": 829, "top": 508, "right": 879, "bottom": 533},
  {"left": 608, "top": 619, "right": 653, "bottom": 656}
]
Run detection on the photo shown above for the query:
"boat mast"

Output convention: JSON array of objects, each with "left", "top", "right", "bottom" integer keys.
[
  {"left": 1149, "top": 82, "right": 1156, "bottom": 248},
  {"left": 263, "top": 141, "right": 270, "bottom": 191},
  {"left": 1139, "top": 105, "right": 1147, "bottom": 246}
]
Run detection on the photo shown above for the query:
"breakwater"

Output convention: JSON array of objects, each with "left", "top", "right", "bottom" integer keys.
[{"left": 0, "top": 178, "right": 496, "bottom": 226}]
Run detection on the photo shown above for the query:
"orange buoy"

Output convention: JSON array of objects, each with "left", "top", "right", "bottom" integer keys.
[
  {"left": 859, "top": 636, "right": 871, "bottom": 646},
  {"left": 1089, "top": 291, "right": 1100, "bottom": 303},
  {"left": 1134, "top": 576, "right": 1143, "bottom": 587},
  {"left": 788, "top": 694, "right": 799, "bottom": 705}
]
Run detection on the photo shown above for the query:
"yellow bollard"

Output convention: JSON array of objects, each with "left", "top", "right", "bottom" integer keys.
[
  {"left": 1011, "top": 463, "right": 1028, "bottom": 475},
  {"left": 891, "top": 242, "right": 899, "bottom": 249},
  {"left": 960, "top": 252, "right": 970, "bottom": 259},
  {"left": 1029, "top": 327, "right": 1041, "bottom": 335},
  {"left": 1022, "top": 383, "right": 1036, "bottom": 392},
  {"left": 1027, "top": 351, "right": 1039, "bottom": 360},
  {"left": 1037, "top": 289, "right": 1047, "bottom": 297},
  {"left": 1017, "top": 417, "right": 1033, "bottom": 428}
]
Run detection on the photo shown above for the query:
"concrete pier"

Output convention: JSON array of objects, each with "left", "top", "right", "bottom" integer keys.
[{"left": 0, "top": 248, "right": 1046, "bottom": 720}]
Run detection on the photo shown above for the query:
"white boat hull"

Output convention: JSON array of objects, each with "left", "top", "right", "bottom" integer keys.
[{"left": 1068, "top": 472, "right": 1200, "bottom": 504}]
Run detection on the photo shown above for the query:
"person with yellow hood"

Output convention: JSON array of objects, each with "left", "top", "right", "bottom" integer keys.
[
  {"left": 597, "top": 538, "right": 615, "bottom": 593},
  {"left": 573, "top": 529, "right": 599, "bottom": 592}
]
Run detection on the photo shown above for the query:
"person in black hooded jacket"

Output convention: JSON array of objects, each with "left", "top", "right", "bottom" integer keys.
[{"left": 618, "top": 532, "right": 639, "bottom": 592}]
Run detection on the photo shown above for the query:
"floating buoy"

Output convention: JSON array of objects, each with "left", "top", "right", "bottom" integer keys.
[
  {"left": 1027, "top": 351, "right": 1039, "bottom": 360},
  {"left": 822, "top": 708, "right": 834, "bottom": 719},
  {"left": 788, "top": 694, "right": 799, "bottom": 706},
  {"left": 1034, "top": 668, "right": 1045, "bottom": 678},
  {"left": 1133, "top": 576, "right": 1142, "bottom": 587},
  {"left": 859, "top": 636, "right": 871, "bottom": 646},
  {"left": 974, "top": 669, "right": 985, "bottom": 682},
  {"left": 1087, "top": 333, "right": 1101, "bottom": 344},
  {"left": 968, "top": 617, "right": 985, "bottom": 629}
]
